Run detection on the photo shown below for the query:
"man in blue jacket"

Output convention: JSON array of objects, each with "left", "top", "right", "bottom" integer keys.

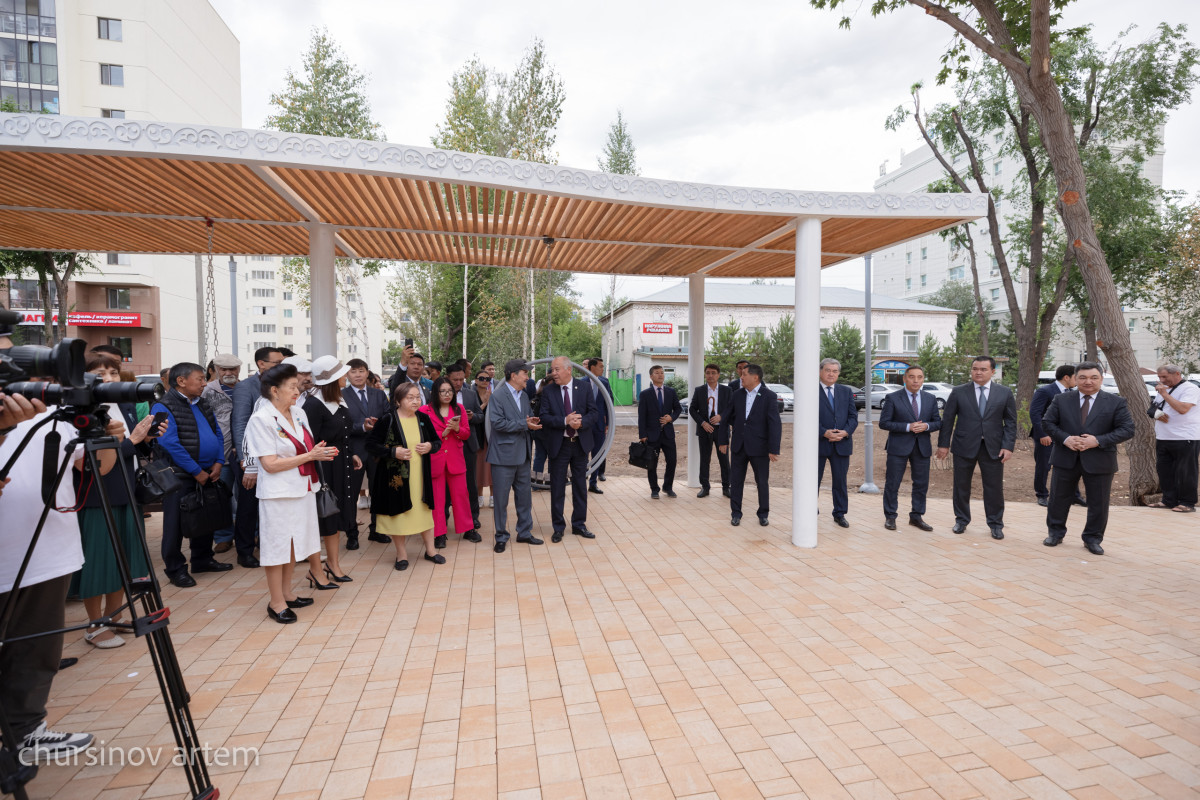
[
  {"left": 818, "top": 358, "right": 859, "bottom": 527},
  {"left": 878, "top": 365, "right": 941, "bottom": 531},
  {"left": 637, "top": 365, "right": 682, "bottom": 499},
  {"left": 1030, "top": 364, "right": 1084, "bottom": 507}
]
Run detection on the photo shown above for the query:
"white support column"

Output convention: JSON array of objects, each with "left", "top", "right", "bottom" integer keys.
[
  {"left": 792, "top": 217, "right": 822, "bottom": 548},
  {"left": 309, "top": 222, "right": 337, "bottom": 358},
  {"left": 686, "top": 273, "right": 705, "bottom": 488}
]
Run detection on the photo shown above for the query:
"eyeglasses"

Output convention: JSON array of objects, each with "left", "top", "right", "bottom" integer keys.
[{"left": 476, "top": 378, "right": 488, "bottom": 383}]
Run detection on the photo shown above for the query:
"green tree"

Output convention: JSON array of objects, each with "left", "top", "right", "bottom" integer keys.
[
  {"left": 915, "top": 332, "right": 948, "bottom": 382},
  {"left": 0, "top": 251, "right": 92, "bottom": 343},
  {"left": 820, "top": 319, "right": 866, "bottom": 387},
  {"left": 550, "top": 296, "right": 602, "bottom": 365},
  {"left": 1147, "top": 204, "right": 1200, "bottom": 372},
  {"left": 764, "top": 314, "right": 795, "bottom": 384},
  {"left": 597, "top": 110, "right": 638, "bottom": 175},
  {"left": 706, "top": 320, "right": 747, "bottom": 380}
]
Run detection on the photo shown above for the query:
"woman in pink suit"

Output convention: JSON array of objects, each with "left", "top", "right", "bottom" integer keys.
[{"left": 421, "top": 376, "right": 479, "bottom": 548}]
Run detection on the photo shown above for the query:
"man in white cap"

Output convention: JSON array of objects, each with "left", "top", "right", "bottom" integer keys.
[{"left": 203, "top": 354, "right": 242, "bottom": 554}]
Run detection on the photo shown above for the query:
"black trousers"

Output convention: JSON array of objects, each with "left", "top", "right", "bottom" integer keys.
[
  {"left": 233, "top": 477, "right": 259, "bottom": 558},
  {"left": 0, "top": 574, "right": 70, "bottom": 741},
  {"left": 882, "top": 451, "right": 930, "bottom": 519},
  {"left": 1046, "top": 463, "right": 1113, "bottom": 545},
  {"left": 351, "top": 455, "right": 378, "bottom": 534},
  {"left": 818, "top": 452, "right": 850, "bottom": 517},
  {"left": 549, "top": 438, "right": 588, "bottom": 533},
  {"left": 647, "top": 438, "right": 677, "bottom": 493},
  {"left": 1157, "top": 439, "right": 1199, "bottom": 508},
  {"left": 161, "top": 484, "right": 216, "bottom": 578},
  {"left": 1035, "top": 440, "right": 1085, "bottom": 503},
  {"left": 952, "top": 449, "right": 1005, "bottom": 529},
  {"left": 697, "top": 431, "right": 730, "bottom": 491},
  {"left": 589, "top": 428, "right": 606, "bottom": 487},
  {"left": 730, "top": 449, "right": 770, "bottom": 518},
  {"left": 465, "top": 448, "right": 480, "bottom": 526}
]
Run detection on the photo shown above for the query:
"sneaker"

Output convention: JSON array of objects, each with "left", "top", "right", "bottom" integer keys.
[{"left": 20, "top": 722, "right": 94, "bottom": 762}]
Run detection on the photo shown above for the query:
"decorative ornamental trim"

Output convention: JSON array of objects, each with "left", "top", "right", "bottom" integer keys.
[{"left": 0, "top": 113, "right": 988, "bottom": 219}]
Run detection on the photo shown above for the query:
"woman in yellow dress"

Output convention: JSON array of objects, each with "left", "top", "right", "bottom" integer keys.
[{"left": 366, "top": 382, "right": 443, "bottom": 570}]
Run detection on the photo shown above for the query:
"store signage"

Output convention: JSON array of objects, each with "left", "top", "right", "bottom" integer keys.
[
  {"left": 642, "top": 322, "right": 673, "bottom": 334},
  {"left": 15, "top": 310, "right": 142, "bottom": 327}
]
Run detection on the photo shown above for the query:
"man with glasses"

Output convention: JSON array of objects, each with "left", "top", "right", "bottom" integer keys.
[
  {"left": 345, "top": 357, "right": 390, "bottom": 546},
  {"left": 230, "top": 346, "right": 283, "bottom": 569}
]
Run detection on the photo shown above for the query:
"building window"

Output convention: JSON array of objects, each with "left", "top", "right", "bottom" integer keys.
[
  {"left": 283, "top": 326, "right": 293, "bottom": 336},
  {"left": 905, "top": 278, "right": 911, "bottom": 292},
  {"left": 948, "top": 266, "right": 965, "bottom": 281},
  {"left": 1127, "top": 318, "right": 1137, "bottom": 332},
  {"left": 903, "top": 331, "right": 920, "bottom": 352},
  {"left": 250, "top": 269, "right": 275, "bottom": 280},
  {"left": 679, "top": 325, "right": 689, "bottom": 349},
  {"left": 345, "top": 293, "right": 357, "bottom": 303},
  {"left": 108, "top": 337, "right": 132, "bottom": 359},
  {"left": 99, "top": 64, "right": 124, "bottom": 86},
  {"left": 105, "top": 252, "right": 131, "bottom": 266},
  {"left": 920, "top": 247, "right": 927, "bottom": 261},
  {"left": 252, "top": 323, "right": 276, "bottom": 333},
  {"left": 97, "top": 17, "right": 122, "bottom": 41},
  {"left": 251, "top": 306, "right": 275, "bottom": 316},
  {"left": 905, "top": 252, "right": 912, "bottom": 265},
  {"left": 251, "top": 288, "right": 275, "bottom": 298},
  {"left": 283, "top": 308, "right": 293, "bottom": 318},
  {"left": 920, "top": 274, "right": 927, "bottom": 288},
  {"left": 305, "top": 327, "right": 311, "bottom": 336},
  {"left": 991, "top": 288, "right": 1000, "bottom": 301},
  {"left": 282, "top": 291, "right": 293, "bottom": 301},
  {"left": 993, "top": 161, "right": 1001, "bottom": 176},
  {"left": 250, "top": 255, "right": 272, "bottom": 262},
  {"left": 101, "top": 109, "right": 125, "bottom": 118},
  {"left": 106, "top": 287, "right": 130, "bottom": 310},
  {"left": 991, "top": 256, "right": 999, "bottom": 268},
  {"left": 873, "top": 330, "right": 890, "bottom": 352}
]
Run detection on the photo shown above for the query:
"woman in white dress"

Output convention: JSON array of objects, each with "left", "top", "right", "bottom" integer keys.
[{"left": 243, "top": 363, "right": 338, "bottom": 624}]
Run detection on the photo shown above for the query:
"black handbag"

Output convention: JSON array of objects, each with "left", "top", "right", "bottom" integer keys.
[
  {"left": 627, "top": 440, "right": 656, "bottom": 470},
  {"left": 314, "top": 461, "right": 340, "bottom": 519},
  {"left": 134, "top": 457, "right": 183, "bottom": 505},
  {"left": 178, "top": 480, "right": 233, "bottom": 539}
]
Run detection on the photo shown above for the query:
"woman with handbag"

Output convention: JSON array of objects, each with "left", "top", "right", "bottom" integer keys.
[
  {"left": 303, "top": 355, "right": 360, "bottom": 582},
  {"left": 72, "top": 353, "right": 167, "bottom": 648},
  {"left": 243, "top": 364, "right": 339, "bottom": 624},
  {"left": 365, "top": 382, "right": 443, "bottom": 571},
  {"left": 420, "top": 376, "right": 475, "bottom": 547}
]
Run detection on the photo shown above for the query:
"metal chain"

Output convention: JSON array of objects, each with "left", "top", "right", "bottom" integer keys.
[{"left": 204, "top": 219, "right": 219, "bottom": 362}]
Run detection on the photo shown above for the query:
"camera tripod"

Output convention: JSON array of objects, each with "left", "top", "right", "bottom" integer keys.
[{"left": 0, "top": 407, "right": 215, "bottom": 800}]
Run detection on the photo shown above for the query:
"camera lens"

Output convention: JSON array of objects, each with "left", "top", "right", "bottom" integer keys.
[
  {"left": 2, "top": 381, "right": 63, "bottom": 405},
  {"left": 5, "top": 339, "right": 85, "bottom": 386},
  {"left": 93, "top": 380, "right": 163, "bottom": 404}
]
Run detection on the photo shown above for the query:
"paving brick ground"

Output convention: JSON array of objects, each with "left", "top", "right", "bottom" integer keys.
[{"left": 33, "top": 478, "right": 1200, "bottom": 799}]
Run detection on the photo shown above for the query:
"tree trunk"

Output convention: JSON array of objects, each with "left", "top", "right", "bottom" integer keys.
[
  {"left": 1082, "top": 308, "right": 1098, "bottom": 361},
  {"left": 962, "top": 230, "right": 990, "bottom": 355}
]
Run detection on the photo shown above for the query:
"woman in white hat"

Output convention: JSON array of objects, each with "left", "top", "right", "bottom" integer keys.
[{"left": 303, "top": 355, "right": 359, "bottom": 583}]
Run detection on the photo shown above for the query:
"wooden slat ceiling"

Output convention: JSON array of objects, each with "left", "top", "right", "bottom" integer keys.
[{"left": 0, "top": 151, "right": 978, "bottom": 274}]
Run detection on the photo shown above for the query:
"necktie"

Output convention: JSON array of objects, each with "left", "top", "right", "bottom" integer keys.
[
  {"left": 563, "top": 385, "right": 573, "bottom": 439},
  {"left": 657, "top": 387, "right": 663, "bottom": 412},
  {"left": 911, "top": 392, "right": 919, "bottom": 419},
  {"left": 359, "top": 389, "right": 367, "bottom": 406},
  {"left": 827, "top": 386, "right": 835, "bottom": 408},
  {"left": 978, "top": 385, "right": 987, "bottom": 417},
  {"left": 1081, "top": 394, "right": 1091, "bottom": 426}
]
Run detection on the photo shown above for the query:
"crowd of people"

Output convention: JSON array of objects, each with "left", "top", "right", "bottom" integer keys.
[{"left": 1, "top": 321, "right": 1197, "bottom": 765}]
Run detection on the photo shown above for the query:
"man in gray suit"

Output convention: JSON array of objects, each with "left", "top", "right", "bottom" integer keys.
[
  {"left": 936, "top": 355, "right": 1018, "bottom": 540},
  {"left": 486, "top": 359, "right": 545, "bottom": 553}
]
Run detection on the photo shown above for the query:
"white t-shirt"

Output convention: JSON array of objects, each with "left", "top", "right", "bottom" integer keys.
[
  {"left": 0, "top": 411, "right": 85, "bottom": 592},
  {"left": 244, "top": 404, "right": 319, "bottom": 499},
  {"left": 1156, "top": 380, "right": 1200, "bottom": 440}
]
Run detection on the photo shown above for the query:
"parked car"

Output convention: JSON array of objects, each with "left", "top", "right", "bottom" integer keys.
[
  {"left": 767, "top": 383, "right": 794, "bottom": 411},
  {"left": 852, "top": 386, "right": 866, "bottom": 409},
  {"left": 921, "top": 381, "right": 955, "bottom": 410},
  {"left": 860, "top": 383, "right": 904, "bottom": 410}
]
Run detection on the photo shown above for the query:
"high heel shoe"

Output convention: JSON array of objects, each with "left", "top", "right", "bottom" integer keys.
[
  {"left": 267, "top": 604, "right": 297, "bottom": 624},
  {"left": 323, "top": 564, "right": 353, "bottom": 583},
  {"left": 306, "top": 571, "right": 339, "bottom": 590},
  {"left": 285, "top": 596, "right": 314, "bottom": 608}
]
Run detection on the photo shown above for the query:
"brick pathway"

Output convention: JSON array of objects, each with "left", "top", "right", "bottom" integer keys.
[{"left": 32, "top": 478, "right": 1200, "bottom": 799}]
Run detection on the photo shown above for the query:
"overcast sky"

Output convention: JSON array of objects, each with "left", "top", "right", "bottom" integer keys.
[{"left": 209, "top": 0, "right": 1200, "bottom": 304}]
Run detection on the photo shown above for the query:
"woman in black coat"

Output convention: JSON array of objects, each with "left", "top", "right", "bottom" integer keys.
[{"left": 303, "top": 356, "right": 360, "bottom": 583}]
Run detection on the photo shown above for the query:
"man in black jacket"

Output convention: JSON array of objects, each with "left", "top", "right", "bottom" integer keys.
[
  {"left": 719, "top": 364, "right": 782, "bottom": 526},
  {"left": 637, "top": 365, "right": 682, "bottom": 499},
  {"left": 878, "top": 365, "right": 941, "bottom": 531},
  {"left": 936, "top": 356, "right": 1018, "bottom": 540},
  {"left": 689, "top": 363, "right": 732, "bottom": 498},
  {"left": 1030, "top": 364, "right": 1084, "bottom": 507},
  {"left": 1041, "top": 362, "right": 1135, "bottom": 555}
]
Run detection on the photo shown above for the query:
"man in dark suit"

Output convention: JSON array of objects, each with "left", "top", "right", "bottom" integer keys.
[
  {"left": 878, "top": 365, "right": 941, "bottom": 531},
  {"left": 818, "top": 358, "right": 859, "bottom": 527},
  {"left": 540, "top": 356, "right": 600, "bottom": 542},
  {"left": 637, "top": 365, "right": 682, "bottom": 499},
  {"left": 1041, "top": 361, "right": 1135, "bottom": 555},
  {"left": 728, "top": 360, "right": 749, "bottom": 393},
  {"left": 689, "top": 363, "right": 732, "bottom": 498},
  {"left": 1030, "top": 364, "right": 1085, "bottom": 507},
  {"left": 459, "top": 366, "right": 487, "bottom": 530},
  {"left": 719, "top": 363, "right": 781, "bottom": 526},
  {"left": 230, "top": 345, "right": 283, "bottom": 569},
  {"left": 585, "top": 358, "right": 613, "bottom": 493},
  {"left": 344, "top": 357, "right": 389, "bottom": 547},
  {"left": 936, "top": 355, "right": 1018, "bottom": 540}
]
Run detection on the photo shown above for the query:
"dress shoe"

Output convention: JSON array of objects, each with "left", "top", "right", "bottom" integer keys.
[
  {"left": 990, "top": 527, "right": 1004, "bottom": 540},
  {"left": 464, "top": 530, "right": 482, "bottom": 543},
  {"left": 423, "top": 552, "right": 446, "bottom": 564},
  {"left": 722, "top": 488, "right": 731, "bottom": 498},
  {"left": 1043, "top": 536, "right": 1062, "bottom": 547},
  {"left": 237, "top": 556, "right": 260, "bottom": 569},
  {"left": 346, "top": 536, "right": 359, "bottom": 551},
  {"left": 395, "top": 559, "right": 409, "bottom": 571},
  {"left": 169, "top": 573, "right": 196, "bottom": 588},
  {"left": 833, "top": 516, "right": 849, "bottom": 528},
  {"left": 952, "top": 522, "right": 967, "bottom": 534},
  {"left": 665, "top": 490, "right": 677, "bottom": 498},
  {"left": 516, "top": 535, "right": 544, "bottom": 545},
  {"left": 588, "top": 485, "right": 604, "bottom": 494},
  {"left": 697, "top": 488, "right": 710, "bottom": 498},
  {"left": 1084, "top": 541, "right": 1104, "bottom": 555},
  {"left": 1036, "top": 497, "right": 1049, "bottom": 507},
  {"left": 758, "top": 516, "right": 768, "bottom": 527},
  {"left": 552, "top": 531, "right": 564, "bottom": 543},
  {"left": 368, "top": 532, "right": 389, "bottom": 544},
  {"left": 192, "top": 560, "right": 233, "bottom": 573},
  {"left": 572, "top": 527, "right": 596, "bottom": 539},
  {"left": 213, "top": 541, "right": 233, "bottom": 554},
  {"left": 909, "top": 516, "right": 933, "bottom": 532},
  {"left": 731, "top": 514, "right": 742, "bottom": 526},
  {"left": 599, "top": 475, "right": 606, "bottom": 481},
  {"left": 1073, "top": 498, "right": 1088, "bottom": 507},
  {"left": 650, "top": 491, "right": 660, "bottom": 499},
  {"left": 493, "top": 542, "right": 507, "bottom": 554},
  {"left": 435, "top": 535, "right": 447, "bottom": 549},
  {"left": 59, "top": 658, "right": 79, "bottom": 670},
  {"left": 884, "top": 517, "right": 897, "bottom": 531},
  {"left": 285, "top": 596, "right": 314, "bottom": 608},
  {"left": 267, "top": 604, "right": 297, "bottom": 624}
]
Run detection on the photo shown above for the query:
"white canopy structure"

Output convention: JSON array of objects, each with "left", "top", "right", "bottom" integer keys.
[{"left": 0, "top": 113, "right": 987, "bottom": 546}]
